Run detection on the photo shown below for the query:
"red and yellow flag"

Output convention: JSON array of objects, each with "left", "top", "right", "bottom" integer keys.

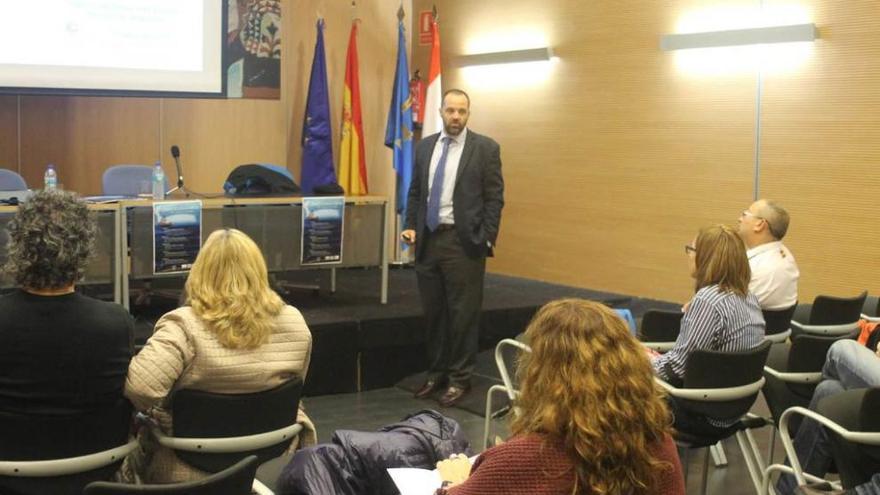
[{"left": 339, "top": 21, "right": 368, "bottom": 195}]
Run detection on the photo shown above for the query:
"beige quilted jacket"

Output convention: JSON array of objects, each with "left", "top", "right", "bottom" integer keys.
[{"left": 125, "top": 305, "right": 315, "bottom": 483}]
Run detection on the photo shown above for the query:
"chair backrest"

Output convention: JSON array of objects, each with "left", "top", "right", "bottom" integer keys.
[
  {"left": 860, "top": 388, "right": 880, "bottom": 433},
  {"left": 863, "top": 296, "right": 880, "bottom": 318},
  {"left": 0, "top": 168, "right": 27, "bottom": 191},
  {"left": 170, "top": 379, "right": 303, "bottom": 473},
  {"left": 638, "top": 309, "right": 683, "bottom": 343},
  {"left": 810, "top": 291, "right": 867, "bottom": 325},
  {"left": 763, "top": 305, "right": 797, "bottom": 337},
  {"left": 681, "top": 340, "right": 772, "bottom": 420},
  {"left": 83, "top": 455, "right": 258, "bottom": 495},
  {"left": 0, "top": 399, "right": 132, "bottom": 495},
  {"left": 785, "top": 334, "right": 844, "bottom": 399},
  {"left": 102, "top": 165, "right": 167, "bottom": 196}
]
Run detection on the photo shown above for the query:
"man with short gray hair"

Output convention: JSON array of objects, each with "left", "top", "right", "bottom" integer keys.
[{"left": 736, "top": 199, "right": 799, "bottom": 310}]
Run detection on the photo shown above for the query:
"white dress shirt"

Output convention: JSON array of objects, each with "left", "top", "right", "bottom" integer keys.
[
  {"left": 427, "top": 127, "right": 467, "bottom": 225},
  {"left": 747, "top": 241, "right": 799, "bottom": 310}
]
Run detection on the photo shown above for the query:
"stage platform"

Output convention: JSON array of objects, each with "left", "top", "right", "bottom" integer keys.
[{"left": 129, "top": 266, "right": 679, "bottom": 398}]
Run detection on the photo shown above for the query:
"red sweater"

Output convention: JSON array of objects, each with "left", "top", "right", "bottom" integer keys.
[{"left": 445, "top": 433, "right": 685, "bottom": 495}]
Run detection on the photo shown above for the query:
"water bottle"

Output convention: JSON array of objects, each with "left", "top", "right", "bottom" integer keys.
[
  {"left": 152, "top": 161, "right": 165, "bottom": 200},
  {"left": 44, "top": 164, "right": 58, "bottom": 190}
]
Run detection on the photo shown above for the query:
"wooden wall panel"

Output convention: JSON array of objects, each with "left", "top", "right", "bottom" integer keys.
[
  {"left": 6, "top": 0, "right": 407, "bottom": 202},
  {"left": 0, "top": 97, "right": 19, "bottom": 174},
  {"left": 760, "top": 0, "right": 880, "bottom": 301},
  {"left": 19, "top": 97, "right": 159, "bottom": 194},
  {"left": 414, "top": 0, "right": 759, "bottom": 303}
]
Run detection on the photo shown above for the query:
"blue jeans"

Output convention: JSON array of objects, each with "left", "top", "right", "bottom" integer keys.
[
  {"left": 776, "top": 340, "right": 880, "bottom": 494},
  {"left": 854, "top": 473, "right": 880, "bottom": 495}
]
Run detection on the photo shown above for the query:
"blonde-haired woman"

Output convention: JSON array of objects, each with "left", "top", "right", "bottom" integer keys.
[
  {"left": 125, "top": 229, "right": 314, "bottom": 483},
  {"left": 437, "top": 299, "right": 685, "bottom": 495},
  {"left": 652, "top": 224, "right": 765, "bottom": 435}
]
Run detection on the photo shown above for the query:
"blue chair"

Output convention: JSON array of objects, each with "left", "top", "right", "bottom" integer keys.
[
  {"left": 102, "top": 165, "right": 168, "bottom": 197},
  {"left": 0, "top": 169, "right": 27, "bottom": 191}
]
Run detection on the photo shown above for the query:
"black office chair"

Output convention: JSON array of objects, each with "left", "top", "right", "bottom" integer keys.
[
  {"left": 791, "top": 291, "right": 866, "bottom": 338},
  {"left": 762, "top": 388, "right": 880, "bottom": 494},
  {"left": 637, "top": 309, "right": 683, "bottom": 352},
  {"left": 658, "top": 340, "right": 772, "bottom": 495},
  {"left": 148, "top": 379, "right": 303, "bottom": 492},
  {"left": 83, "top": 455, "right": 259, "bottom": 495},
  {"left": 861, "top": 295, "right": 880, "bottom": 321},
  {"left": 763, "top": 305, "right": 797, "bottom": 344},
  {"left": 762, "top": 335, "right": 843, "bottom": 427},
  {"left": 0, "top": 400, "right": 136, "bottom": 495}
]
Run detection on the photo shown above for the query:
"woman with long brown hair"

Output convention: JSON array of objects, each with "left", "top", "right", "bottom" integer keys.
[
  {"left": 437, "top": 299, "right": 684, "bottom": 495},
  {"left": 652, "top": 224, "right": 765, "bottom": 434}
]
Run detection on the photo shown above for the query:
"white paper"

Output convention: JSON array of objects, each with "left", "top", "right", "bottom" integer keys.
[{"left": 387, "top": 468, "right": 442, "bottom": 495}]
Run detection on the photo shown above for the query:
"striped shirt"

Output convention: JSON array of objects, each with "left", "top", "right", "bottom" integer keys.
[{"left": 653, "top": 285, "right": 765, "bottom": 382}]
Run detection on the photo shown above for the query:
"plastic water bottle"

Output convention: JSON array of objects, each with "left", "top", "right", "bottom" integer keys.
[
  {"left": 44, "top": 164, "right": 58, "bottom": 190},
  {"left": 152, "top": 161, "right": 165, "bottom": 200}
]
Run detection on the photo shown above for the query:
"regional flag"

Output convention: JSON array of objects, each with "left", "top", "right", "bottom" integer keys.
[
  {"left": 301, "top": 19, "right": 337, "bottom": 195},
  {"left": 338, "top": 21, "right": 368, "bottom": 195},
  {"left": 384, "top": 12, "right": 414, "bottom": 221},
  {"left": 421, "top": 10, "right": 443, "bottom": 136}
]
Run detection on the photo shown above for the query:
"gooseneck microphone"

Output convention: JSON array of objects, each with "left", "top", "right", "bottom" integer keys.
[{"left": 170, "top": 145, "right": 184, "bottom": 189}]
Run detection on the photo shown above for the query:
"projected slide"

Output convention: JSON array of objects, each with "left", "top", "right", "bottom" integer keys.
[{"left": 0, "top": 0, "right": 223, "bottom": 95}]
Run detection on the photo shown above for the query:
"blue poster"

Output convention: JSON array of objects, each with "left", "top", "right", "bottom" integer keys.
[
  {"left": 301, "top": 196, "right": 344, "bottom": 265},
  {"left": 153, "top": 200, "right": 202, "bottom": 274}
]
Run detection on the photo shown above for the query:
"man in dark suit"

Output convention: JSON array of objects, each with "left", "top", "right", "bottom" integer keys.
[{"left": 401, "top": 88, "right": 504, "bottom": 407}]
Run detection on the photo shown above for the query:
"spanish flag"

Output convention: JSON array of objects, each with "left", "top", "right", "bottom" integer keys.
[{"left": 339, "top": 21, "right": 368, "bottom": 195}]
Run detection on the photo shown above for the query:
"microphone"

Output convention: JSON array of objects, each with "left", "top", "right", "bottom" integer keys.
[{"left": 170, "top": 145, "right": 184, "bottom": 189}]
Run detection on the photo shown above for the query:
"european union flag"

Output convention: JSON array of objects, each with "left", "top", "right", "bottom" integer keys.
[
  {"left": 301, "top": 19, "right": 337, "bottom": 195},
  {"left": 384, "top": 16, "right": 413, "bottom": 221}
]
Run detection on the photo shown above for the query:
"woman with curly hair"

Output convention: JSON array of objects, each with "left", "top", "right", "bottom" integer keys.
[
  {"left": 0, "top": 190, "right": 133, "bottom": 416},
  {"left": 436, "top": 299, "right": 684, "bottom": 495},
  {"left": 124, "top": 228, "right": 314, "bottom": 483}
]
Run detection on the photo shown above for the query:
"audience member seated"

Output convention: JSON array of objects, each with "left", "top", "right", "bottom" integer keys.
[
  {"left": 0, "top": 190, "right": 134, "bottom": 493},
  {"left": 736, "top": 199, "right": 799, "bottom": 310},
  {"left": 124, "top": 228, "right": 315, "bottom": 483},
  {"left": 652, "top": 224, "right": 765, "bottom": 434},
  {"left": 776, "top": 339, "right": 880, "bottom": 494},
  {"left": 435, "top": 299, "right": 685, "bottom": 495}
]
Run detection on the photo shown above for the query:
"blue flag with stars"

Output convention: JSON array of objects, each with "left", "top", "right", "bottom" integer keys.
[
  {"left": 384, "top": 17, "right": 414, "bottom": 221},
  {"left": 301, "top": 18, "right": 337, "bottom": 195}
]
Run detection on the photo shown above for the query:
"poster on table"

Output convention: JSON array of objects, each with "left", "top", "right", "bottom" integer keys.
[
  {"left": 301, "top": 196, "right": 344, "bottom": 266},
  {"left": 153, "top": 200, "right": 202, "bottom": 274}
]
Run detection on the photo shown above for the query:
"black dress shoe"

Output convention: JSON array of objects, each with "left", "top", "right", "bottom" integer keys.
[
  {"left": 439, "top": 385, "right": 470, "bottom": 408},
  {"left": 414, "top": 379, "right": 444, "bottom": 399}
]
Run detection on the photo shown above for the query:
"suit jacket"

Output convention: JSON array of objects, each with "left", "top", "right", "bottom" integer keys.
[{"left": 405, "top": 130, "right": 504, "bottom": 260}]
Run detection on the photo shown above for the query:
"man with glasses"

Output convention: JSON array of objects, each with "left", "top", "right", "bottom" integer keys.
[{"left": 736, "top": 199, "right": 799, "bottom": 310}]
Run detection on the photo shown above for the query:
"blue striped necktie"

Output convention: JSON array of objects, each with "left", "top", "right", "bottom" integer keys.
[{"left": 426, "top": 137, "right": 451, "bottom": 232}]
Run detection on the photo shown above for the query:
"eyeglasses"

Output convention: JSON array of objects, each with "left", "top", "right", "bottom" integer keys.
[
  {"left": 684, "top": 244, "right": 697, "bottom": 255},
  {"left": 741, "top": 210, "right": 764, "bottom": 221}
]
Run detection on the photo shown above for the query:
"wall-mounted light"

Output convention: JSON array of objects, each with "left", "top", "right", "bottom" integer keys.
[
  {"left": 661, "top": 23, "right": 817, "bottom": 51},
  {"left": 455, "top": 47, "right": 554, "bottom": 67}
]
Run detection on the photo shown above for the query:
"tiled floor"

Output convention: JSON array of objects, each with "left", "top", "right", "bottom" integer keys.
[{"left": 259, "top": 387, "right": 790, "bottom": 494}]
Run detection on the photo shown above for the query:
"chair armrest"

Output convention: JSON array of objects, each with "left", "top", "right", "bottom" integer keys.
[
  {"left": 655, "top": 376, "right": 765, "bottom": 401},
  {"left": 772, "top": 406, "right": 880, "bottom": 490},
  {"left": 763, "top": 366, "right": 823, "bottom": 384},
  {"left": 861, "top": 314, "right": 880, "bottom": 323},
  {"left": 0, "top": 440, "right": 137, "bottom": 477},
  {"left": 763, "top": 330, "right": 791, "bottom": 344},
  {"left": 495, "top": 339, "right": 531, "bottom": 392},
  {"left": 154, "top": 423, "right": 303, "bottom": 454},
  {"left": 641, "top": 341, "right": 675, "bottom": 352},
  {"left": 790, "top": 320, "right": 859, "bottom": 336}
]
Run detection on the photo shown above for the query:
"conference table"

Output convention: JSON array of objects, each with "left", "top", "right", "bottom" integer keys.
[{"left": 0, "top": 195, "right": 390, "bottom": 310}]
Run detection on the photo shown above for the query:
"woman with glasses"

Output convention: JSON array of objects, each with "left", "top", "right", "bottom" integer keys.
[{"left": 652, "top": 224, "right": 765, "bottom": 435}]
